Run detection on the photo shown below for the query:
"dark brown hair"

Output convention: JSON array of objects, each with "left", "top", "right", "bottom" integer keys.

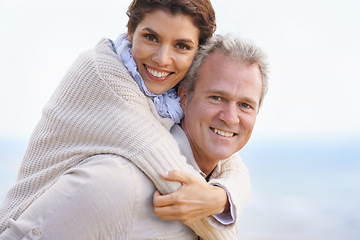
[{"left": 127, "top": 0, "right": 216, "bottom": 46}]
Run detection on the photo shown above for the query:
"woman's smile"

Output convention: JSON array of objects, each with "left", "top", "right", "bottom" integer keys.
[
  {"left": 128, "top": 9, "right": 199, "bottom": 94},
  {"left": 144, "top": 65, "right": 173, "bottom": 81}
]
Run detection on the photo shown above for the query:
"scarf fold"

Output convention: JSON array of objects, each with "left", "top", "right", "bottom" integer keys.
[{"left": 114, "top": 34, "right": 184, "bottom": 123}]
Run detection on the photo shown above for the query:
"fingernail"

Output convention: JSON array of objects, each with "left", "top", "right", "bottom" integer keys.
[{"left": 161, "top": 171, "right": 169, "bottom": 177}]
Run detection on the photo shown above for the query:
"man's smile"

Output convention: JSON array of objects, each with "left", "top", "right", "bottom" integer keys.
[{"left": 210, "top": 127, "right": 237, "bottom": 138}]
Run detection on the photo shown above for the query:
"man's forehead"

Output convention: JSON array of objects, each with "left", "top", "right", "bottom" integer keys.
[{"left": 196, "top": 52, "right": 262, "bottom": 104}]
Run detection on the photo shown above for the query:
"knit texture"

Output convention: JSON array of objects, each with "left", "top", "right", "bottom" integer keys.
[{"left": 0, "top": 39, "right": 249, "bottom": 239}]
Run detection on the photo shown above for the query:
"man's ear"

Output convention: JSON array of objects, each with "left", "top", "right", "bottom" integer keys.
[{"left": 178, "top": 85, "right": 188, "bottom": 110}]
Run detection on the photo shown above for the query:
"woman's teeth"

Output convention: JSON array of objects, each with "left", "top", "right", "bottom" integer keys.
[{"left": 146, "top": 66, "right": 170, "bottom": 78}]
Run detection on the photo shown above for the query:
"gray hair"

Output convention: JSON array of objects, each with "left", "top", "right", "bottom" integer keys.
[{"left": 180, "top": 34, "right": 269, "bottom": 108}]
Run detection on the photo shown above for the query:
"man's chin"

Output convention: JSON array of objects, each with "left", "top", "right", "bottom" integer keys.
[{"left": 208, "top": 151, "right": 234, "bottom": 161}]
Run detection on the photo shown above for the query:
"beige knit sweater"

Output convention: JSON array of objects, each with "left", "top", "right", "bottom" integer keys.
[{"left": 0, "top": 39, "right": 250, "bottom": 239}]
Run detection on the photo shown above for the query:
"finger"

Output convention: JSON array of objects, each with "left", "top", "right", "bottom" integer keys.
[
  {"left": 154, "top": 205, "right": 201, "bottom": 225},
  {"left": 153, "top": 190, "right": 175, "bottom": 207},
  {"left": 153, "top": 205, "right": 175, "bottom": 218},
  {"left": 154, "top": 205, "right": 188, "bottom": 219},
  {"left": 153, "top": 190, "right": 165, "bottom": 207},
  {"left": 161, "top": 170, "right": 192, "bottom": 184},
  {"left": 153, "top": 190, "right": 161, "bottom": 200}
]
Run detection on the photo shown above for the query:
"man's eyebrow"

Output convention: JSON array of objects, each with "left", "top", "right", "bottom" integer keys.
[{"left": 206, "top": 89, "right": 227, "bottom": 96}]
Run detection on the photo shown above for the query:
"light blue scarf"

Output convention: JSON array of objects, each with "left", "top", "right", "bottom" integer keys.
[{"left": 114, "top": 34, "right": 184, "bottom": 124}]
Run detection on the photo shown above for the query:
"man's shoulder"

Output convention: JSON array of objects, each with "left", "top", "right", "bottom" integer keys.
[
  {"left": 78, "top": 154, "right": 149, "bottom": 185},
  {"left": 86, "top": 154, "right": 156, "bottom": 186}
]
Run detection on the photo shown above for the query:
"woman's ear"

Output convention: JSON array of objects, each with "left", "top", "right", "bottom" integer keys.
[
  {"left": 127, "top": 33, "right": 133, "bottom": 43},
  {"left": 178, "top": 86, "right": 188, "bottom": 110}
]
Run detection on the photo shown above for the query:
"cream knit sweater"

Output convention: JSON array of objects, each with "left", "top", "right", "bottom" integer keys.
[{"left": 0, "top": 39, "right": 250, "bottom": 239}]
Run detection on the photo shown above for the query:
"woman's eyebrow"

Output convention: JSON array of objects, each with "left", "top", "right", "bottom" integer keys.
[
  {"left": 175, "top": 38, "right": 196, "bottom": 45},
  {"left": 142, "top": 27, "right": 159, "bottom": 36}
]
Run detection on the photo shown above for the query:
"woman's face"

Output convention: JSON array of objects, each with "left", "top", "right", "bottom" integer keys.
[{"left": 128, "top": 9, "right": 199, "bottom": 94}]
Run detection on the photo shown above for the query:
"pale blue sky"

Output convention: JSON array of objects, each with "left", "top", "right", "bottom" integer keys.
[{"left": 1, "top": 0, "right": 360, "bottom": 140}]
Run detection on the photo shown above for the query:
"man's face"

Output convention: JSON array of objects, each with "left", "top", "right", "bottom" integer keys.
[{"left": 179, "top": 50, "right": 263, "bottom": 173}]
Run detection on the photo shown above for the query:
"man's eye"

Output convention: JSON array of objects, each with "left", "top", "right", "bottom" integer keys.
[
  {"left": 241, "top": 103, "right": 251, "bottom": 109},
  {"left": 144, "top": 34, "right": 157, "bottom": 43},
  {"left": 176, "top": 43, "right": 190, "bottom": 50},
  {"left": 210, "top": 96, "right": 222, "bottom": 101}
]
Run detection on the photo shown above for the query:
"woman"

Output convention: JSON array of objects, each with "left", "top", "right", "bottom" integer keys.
[{"left": 0, "top": 0, "right": 250, "bottom": 239}]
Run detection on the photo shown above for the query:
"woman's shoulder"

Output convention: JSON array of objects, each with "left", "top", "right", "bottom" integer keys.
[
  {"left": 86, "top": 38, "right": 124, "bottom": 67},
  {"left": 68, "top": 38, "right": 124, "bottom": 73},
  {"left": 93, "top": 38, "right": 118, "bottom": 56},
  {"left": 80, "top": 38, "right": 140, "bottom": 88},
  {"left": 75, "top": 38, "right": 123, "bottom": 69}
]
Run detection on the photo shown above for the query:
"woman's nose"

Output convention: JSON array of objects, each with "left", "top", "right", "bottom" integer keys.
[{"left": 152, "top": 45, "right": 172, "bottom": 67}]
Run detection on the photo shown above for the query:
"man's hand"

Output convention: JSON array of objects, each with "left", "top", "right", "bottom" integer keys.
[{"left": 153, "top": 170, "right": 229, "bottom": 226}]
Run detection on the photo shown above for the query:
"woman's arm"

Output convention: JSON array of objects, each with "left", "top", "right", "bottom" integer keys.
[
  {"left": 95, "top": 39, "right": 204, "bottom": 194},
  {"left": 207, "top": 154, "right": 251, "bottom": 229},
  {"left": 153, "top": 171, "right": 229, "bottom": 225}
]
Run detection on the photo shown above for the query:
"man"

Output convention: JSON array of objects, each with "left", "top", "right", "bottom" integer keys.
[
  {"left": 153, "top": 33, "right": 268, "bottom": 228},
  {"left": 0, "top": 34, "right": 268, "bottom": 240}
]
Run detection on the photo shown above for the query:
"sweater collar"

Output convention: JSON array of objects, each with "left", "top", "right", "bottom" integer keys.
[{"left": 114, "top": 34, "right": 184, "bottom": 123}]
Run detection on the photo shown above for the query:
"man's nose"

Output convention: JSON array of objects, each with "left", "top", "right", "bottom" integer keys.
[
  {"left": 219, "top": 103, "right": 240, "bottom": 126},
  {"left": 152, "top": 45, "right": 172, "bottom": 67}
]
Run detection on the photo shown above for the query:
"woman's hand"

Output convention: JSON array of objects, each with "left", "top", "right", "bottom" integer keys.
[{"left": 153, "top": 170, "right": 229, "bottom": 226}]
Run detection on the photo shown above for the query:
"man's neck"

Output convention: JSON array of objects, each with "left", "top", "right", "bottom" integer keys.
[
  {"left": 191, "top": 152, "right": 218, "bottom": 177},
  {"left": 171, "top": 124, "right": 218, "bottom": 178},
  {"left": 179, "top": 122, "right": 219, "bottom": 176}
]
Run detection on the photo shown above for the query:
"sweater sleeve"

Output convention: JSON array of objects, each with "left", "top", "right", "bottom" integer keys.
[
  {"left": 207, "top": 154, "right": 251, "bottom": 230},
  {"left": 94, "top": 50, "right": 203, "bottom": 194}
]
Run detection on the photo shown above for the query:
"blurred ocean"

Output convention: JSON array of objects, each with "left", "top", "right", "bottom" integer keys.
[
  {"left": 237, "top": 136, "right": 360, "bottom": 240},
  {"left": 0, "top": 136, "right": 359, "bottom": 240}
]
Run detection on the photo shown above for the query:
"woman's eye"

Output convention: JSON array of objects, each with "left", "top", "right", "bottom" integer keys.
[
  {"left": 176, "top": 43, "right": 190, "bottom": 50},
  {"left": 144, "top": 34, "right": 157, "bottom": 43}
]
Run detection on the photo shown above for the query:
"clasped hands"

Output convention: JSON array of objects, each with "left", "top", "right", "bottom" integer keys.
[{"left": 153, "top": 170, "right": 229, "bottom": 226}]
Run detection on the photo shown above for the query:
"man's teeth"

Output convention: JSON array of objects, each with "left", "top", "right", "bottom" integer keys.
[
  {"left": 213, "top": 128, "right": 234, "bottom": 137},
  {"left": 146, "top": 67, "right": 170, "bottom": 78}
]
